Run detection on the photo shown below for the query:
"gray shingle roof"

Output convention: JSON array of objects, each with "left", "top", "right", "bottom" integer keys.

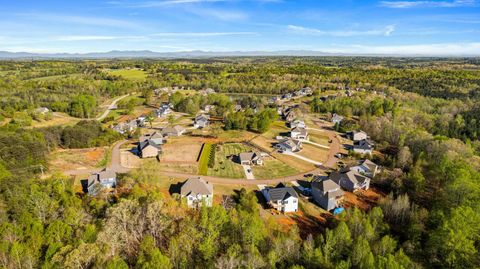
[
  {"left": 311, "top": 179, "right": 340, "bottom": 192},
  {"left": 180, "top": 177, "right": 213, "bottom": 196},
  {"left": 265, "top": 187, "right": 298, "bottom": 201}
]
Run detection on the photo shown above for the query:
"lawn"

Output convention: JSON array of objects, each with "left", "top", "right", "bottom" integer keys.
[
  {"left": 253, "top": 158, "right": 298, "bottom": 179},
  {"left": 308, "top": 131, "right": 331, "bottom": 146},
  {"left": 105, "top": 69, "right": 147, "bottom": 80},
  {"left": 263, "top": 121, "right": 290, "bottom": 139},
  {"left": 207, "top": 143, "right": 250, "bottom": 178},
  {"left": 198, "top": 143, "right": 213, "bottom": 175},
  {"left": 298, "top": 144, "right": 330, "bottom": 163}
]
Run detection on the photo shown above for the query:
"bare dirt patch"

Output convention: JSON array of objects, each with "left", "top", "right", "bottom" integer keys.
[
  {"left": 160, "top": 137, "right": 204, "bottom": 163},
  {"left": 50, "top": 147, "right": 107, "bottom": 171}
]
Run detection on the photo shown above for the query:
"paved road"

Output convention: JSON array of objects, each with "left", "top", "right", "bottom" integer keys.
[{"left": 96, "top": 94, "right": 129, "bottom": 121}]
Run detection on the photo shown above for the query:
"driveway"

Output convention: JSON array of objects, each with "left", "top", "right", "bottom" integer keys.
[{"left": 242, "top": 165, "right": 255, "bottom": 180}]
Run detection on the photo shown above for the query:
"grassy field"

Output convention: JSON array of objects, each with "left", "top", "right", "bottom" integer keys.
[
  {"left": 308, "top": 131, "right": 331, "bottom": 146},
  {"left": 208, "top": 143, "right": 250, "bottom": 178},
  {"left": 298, "top": 144, "right": 330, "bottom": 163},
  {"left": 253, "top": 158, "right": 298, "bottom": 179},
  {"left": 198, "top": 143, "right": 213, "bottom": 175},
  {"left": 105, "top": 69, "right": 147, "bottom": 80},
  {"left": 263, "top": 121, "right": 290, "bottom": 139}
]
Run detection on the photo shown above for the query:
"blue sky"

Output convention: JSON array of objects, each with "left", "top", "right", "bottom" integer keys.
[{"left": 0, "top": 0, "right": 479, "bottom": 55}]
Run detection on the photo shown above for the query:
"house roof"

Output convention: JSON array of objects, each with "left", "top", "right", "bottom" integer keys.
[
  {"left": 311, "top": 179, "right": 340, "bottom": 192},
  {"left": 265, "top": 187, "right": 298, "bottom": 201},
  {"left": 162, "top": 125, "right": 185, "bottom": 135},
  {"left": 139, "top": 139, "right": 162, "bottom": 151},
  {"left": 180, "top": 177, "right": 213, "bottom": 196},
  {"left": 361, "top": 159, "right": 378, "bottom": 171},
  {"left": 239, "top": 152, "right": 261, "bottom": 163},
  {"left": 354, "top": 139, "right": 374, "bottom": 150},
  {"left": 278, "top": 138, "right": 302, "bottom": 149},
  {"left": 330, "top": 170, "right": 369, "bottom": 186},
  {"left": 88, "top": 168, "right": 116, "bottom": 187},
  {"left": 195, "top": 114, "right": 210, "bottom": 122},
  {"left": 291, "top": 127, "right": 308, "bottom": 136}
]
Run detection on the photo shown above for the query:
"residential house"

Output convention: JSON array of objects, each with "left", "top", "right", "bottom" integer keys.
[
  {"left": 290, "top": 119, "right": 306, "bottom": 129},
  {"left": 311, "top": 178, "right": 344, "bottom": 211},
  {"left": 233, "top": 104, "right": 243, "bottom": 112},
  {"left": 87, "top": 168, "right": 117, "bottom": 195},
  {"left": 238, "top": 152, "right": 263, "bottom": 166},
  {"left": 284, "top": 109, "right": 298, "bottom": 123},
  {"left": 112, "top": 120, "right": 138, "bottom": 134},
  {"left": 137, "top": 139, "right": 162, "bottom": 158},
  {"left": 353, "top": 139, "right": 374, "bottom": 155},
  {"left": 140, "top": 132, "right": 165, "bottom": 145},
  {"left": 348, "top": 130, "right": 368, "bottom": 141},
  {"left": 331, "top": 113, "right": 344, "bottom": 124},
  {"left": 161, "top": 125, "right": 186, "bottom": 137},
  {"left": 156, "top": 103, "right": 172, "bottom": 117},
  {"left": 203, "top": 105, "right": 215, "bottom": 113},
  {"left": 194, "top": 114, "right": 210, "bottom": 129},
  {"left": 329, "top": 170, "right": 370, "bottom": 192},
  {"left": 350, "top": 159, "right": 379, "bottom": 178},
  {"left": 262, "top": 184, "right": 299, "bottom": 213},
  {"left": 275, "top": 138, "right": 302, "bottom": 153},
  {"left": 290, "top": 127, "right": 309, "bottom": 140},
  {"left": 180, "top": 177, "right": 213, "bottom": 208},
  {"left": 35, "top": 107, "right": 50, "bottom": 114}
]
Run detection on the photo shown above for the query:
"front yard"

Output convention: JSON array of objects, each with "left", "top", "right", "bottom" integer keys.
[{"left": 207, "top": 143, "right": 249, "bottom": 178}]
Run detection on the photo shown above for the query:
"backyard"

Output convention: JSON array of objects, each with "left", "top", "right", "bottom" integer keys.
[{"left": 207, "top": 143, "right": 250, "bottom": 178}]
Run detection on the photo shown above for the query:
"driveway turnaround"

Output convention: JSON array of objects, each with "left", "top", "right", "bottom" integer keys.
[{"left": 242, "top": 165, "right": 255, "bottom": 180}]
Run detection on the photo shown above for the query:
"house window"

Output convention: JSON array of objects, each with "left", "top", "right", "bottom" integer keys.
[
  {"left": 284, "top": 200, "right": 288, "bottom": 204},
  {"left": 293, "top": 200, "right": 297, "bottom": 203}
]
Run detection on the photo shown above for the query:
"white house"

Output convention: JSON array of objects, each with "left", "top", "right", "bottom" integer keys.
[
  {"left": 290, "top": 127, "right": 309, "bottom": 140},
  {"left": 290, "top": 119, "right": 306, "bottom": 129},
  {"left": 350, "top": 159, "right": 379, "bottom": 178},
  {"left": 349, "top": 130, "right": 368, "bottom": 141},
  {"left": 275, "top": 138, "right": 302, "bottom": 153},
  {"left": 180, "top": 177, "right": 213, "bottom": 208},
  {"left": 262, "top": 184, "right": 299, "bottom": 213},
  {"left": 331, "top": 113, "right": 344, "bottom": 124},
  {"left": 353, "top": 139, "right": 374, "bottom": 155},
  {"left": 239, "top": 152, "right": 263, "bottom": 166},
  {"left": 87, "top": 169, "right": 117, "bottom": 195}
]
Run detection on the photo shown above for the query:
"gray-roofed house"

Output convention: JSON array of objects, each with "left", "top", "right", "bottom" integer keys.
[
  {"left": 350, "top": 159, "right": 379, "bottom": 178},
  {"left": 331, "top": 113, "right": 344, "bottom": 124},
  {"left": 311, "top": 178, "right": 344, "bottom": 211},
  {"left": 87, "top": 168, "right": 117, "bottom": 195},
  {"left": 348, "top": 130, "right": 368, "bottom": 141},
  {"left": 262, "top": 184, "right": 299, "bottom": 212},
  {"left": 161, "top": 125, "right": 186, "bottom": 137},
  {"left": 138, "top": 139, "right": 162, "bottom": 158},
  {"left": 194, "top": 114, "right": 210, "bottom": 129},
  {"left": 140, "top": 132, "right": 165, "bottom": 145},
  {"left": 238, "top": 152, "right": 263, "bottom": 166},
  {"left": 290, "top": 119, "right": 306, "bottom": 129},
  {"left": 35, "top": 107, "right": 50, "bottom": 114},
  {"left": 329, "top": 170, "right": 370, "bottom": 192},
  {"left": 180, "top": 177, "right": 213, "bottom": 208},
  {"left": 353, "top": 139, "right": 374, "bottom": 155},
  {"left": 290, "top": 127, "right": 309, "bottom": 140},
  {"left": 275, "top": 138, "right": 302, "bottom": 153}
]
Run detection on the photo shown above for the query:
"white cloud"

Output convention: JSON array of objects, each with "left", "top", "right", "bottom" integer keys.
[
  {"left": 150, "top": 32, "right": 257, "bottom": 37},
  {"left": 287, "top": 25, "right": 396, "bottom": 37},
  {"left": 323, "top": 42, "right": 480, "bottom": 56},
  {"left": 380, "top": 0, "right": 476, "bottom": 8}
]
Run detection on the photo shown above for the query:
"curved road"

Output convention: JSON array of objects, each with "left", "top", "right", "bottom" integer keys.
[{"left": 96, "top": 94, "right": 130, "bottom": 121}]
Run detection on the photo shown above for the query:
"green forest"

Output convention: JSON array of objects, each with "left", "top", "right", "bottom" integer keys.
[{"left": 0, "top": 57, "right": 479, "bottom": 268}]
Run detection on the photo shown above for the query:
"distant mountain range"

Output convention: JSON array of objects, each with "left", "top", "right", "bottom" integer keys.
[{"left": 0, "top": 50, "right": 476, "bottom": 59}]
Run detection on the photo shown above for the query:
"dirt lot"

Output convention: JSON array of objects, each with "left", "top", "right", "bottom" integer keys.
[
  {"left": 160, "top": 137, "right": 204, "bottom": 162},
  {"left": 50, "top": 147, "right": 107, "bottom": 171},
  {"left": 343, "top": 187, "right": 386, "bottom": 211}
]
